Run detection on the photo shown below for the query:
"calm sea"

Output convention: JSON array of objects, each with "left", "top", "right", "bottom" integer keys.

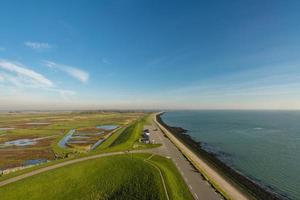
[{"left": 162, "top": 110, "right": 300, "bottom": 200}]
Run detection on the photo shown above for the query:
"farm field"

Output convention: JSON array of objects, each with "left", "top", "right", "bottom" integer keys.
[
  {"left": 0, "top": 153, "right": 193, "bottom": 200},
  {"left": 0, "top": 111, "right": 144, "bottom": 170}
]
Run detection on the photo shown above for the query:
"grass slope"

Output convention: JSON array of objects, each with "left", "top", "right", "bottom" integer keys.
[
  {"left": 147, "top": 155, "right": 194, "bottom": 200},
  {"left": 95, "top": 127, "right": 127, "bottom": 150},
  {"left": 109, "top": 117, "right": 144, "bottom": 149},
  {"left": 0, "top": 154, "right": 167, "bottom": 200},
  {"left": 97, "top": 115, "right": 160, "bottom": 152}
]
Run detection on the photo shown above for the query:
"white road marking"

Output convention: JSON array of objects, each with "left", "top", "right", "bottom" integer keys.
[
  {"left": 194, "top": 193, "right": 199, "bottom": 200},
  {"left": 189, "top": 185, "right": 193, "bottom": 190}
]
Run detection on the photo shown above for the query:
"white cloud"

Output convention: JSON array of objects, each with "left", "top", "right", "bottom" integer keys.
[
  {"left": 24, "top": 41, "right": 51, "bottom": 50},
  {"left": 0, "top": 60, "right": 53, "bottom": 87},
  {"left": 0, "top": 60, "right": 77, "bottom": 103},
  {"left": 44, "top": 60, "right": 89, "bottom": 83},
  {"left": 63, "top": 67, "right": 89, "bottom": 83}
]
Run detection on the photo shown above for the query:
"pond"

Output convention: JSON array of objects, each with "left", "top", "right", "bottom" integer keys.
[
  {"left": 24, "top": 159, "right": 48, "bottom": 166},
  {"left": 58, "top": 129, "right": 75, "bottom": 148},
  {"left": 0, "top": 139, "right": 37, "bottom": 147},
  {"left": 58, "top": 125, "right": 119, "bottom": 150},
  {"left": 96, "top": 125, "right": 119, "bottom": 131}
]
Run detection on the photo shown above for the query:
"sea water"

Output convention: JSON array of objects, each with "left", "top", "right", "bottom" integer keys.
[{"left": 162, "top": 110, "right": 300, "bottom": 199}]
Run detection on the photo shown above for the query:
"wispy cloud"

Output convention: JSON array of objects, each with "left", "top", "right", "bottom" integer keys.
[
  {"left": 157, "top": 62, "right": 300, "bottom": 109},
  {"left": 0, "top": 59, "right": 76, "bottom": 102},
  {"left": 44, "top": 60, "right": 89, "bottom": 83},
  {"left": 24, "top": 41, "right": 51, "bottom": 50},
  {"left": 0, "top": 60, "right": 53, "bottom": 87},
  {"left": 102, "top": 58, "right": 111, "bottom": 65}
]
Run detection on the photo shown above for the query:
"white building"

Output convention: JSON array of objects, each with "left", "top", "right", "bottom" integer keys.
[{"left": 142, "top": 129, "right": 150, "bottom": 143}]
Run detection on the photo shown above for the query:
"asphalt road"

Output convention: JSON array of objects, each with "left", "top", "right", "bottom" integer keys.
[{"left": 145, "top": 120, "right": 223, "bottom": 200}]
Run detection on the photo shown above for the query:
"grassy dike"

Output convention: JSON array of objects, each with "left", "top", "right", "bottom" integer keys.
[
  {"left": 0, "top": 153, "right": 193, "bottom": 200},
  {"left": 0, "top": 154, "right": 165, "bottom": 200}
]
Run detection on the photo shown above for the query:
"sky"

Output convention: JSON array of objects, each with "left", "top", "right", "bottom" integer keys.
[{"left": 1, "top": 0, "right": 300, "bottom": 110}]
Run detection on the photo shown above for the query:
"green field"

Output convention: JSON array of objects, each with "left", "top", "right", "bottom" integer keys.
[
  {"left": 0, "top": 111, "right": 145, "bottom": 168},
  {"left": 0, "top": 154, "right": 193, "bottom": 200}
]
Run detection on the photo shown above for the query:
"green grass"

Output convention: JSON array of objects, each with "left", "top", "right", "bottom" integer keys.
[
  {"left": 147, "top": 155, "right": 194, "bottom": 200},
  {"left": 110, "top": 123, "right": 138, "bottom": 147},
  {"left": 145, "top": 113, "right": 155, "bottom": 125},
  {"left": 109, "top": 116, "right": 145, "bottom": 149},
  {"left": 96, "top": 115, "right": 157, "bottom": 152},
  {"left": 96, "top": 127, "right": 127, "bottom": 150},
  {"left": 0, "top": 154, "right": 180, "bottom": 200}
]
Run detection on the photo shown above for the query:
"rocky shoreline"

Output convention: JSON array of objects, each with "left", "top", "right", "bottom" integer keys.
[{"left": 157, "top": 113, "right": 288, "bottom": 200}]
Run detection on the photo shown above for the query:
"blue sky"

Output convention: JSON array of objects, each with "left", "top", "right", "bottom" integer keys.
[{"left": 1, "top": 0, "right": 300, "bottom": 110}]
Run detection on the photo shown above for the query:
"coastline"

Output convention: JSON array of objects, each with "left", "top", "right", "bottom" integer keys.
[{"left": 155, "top": 112, "right": 285, "bottom": 200}]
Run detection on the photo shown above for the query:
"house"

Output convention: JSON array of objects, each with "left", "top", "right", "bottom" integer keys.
[{"left": 141, "top": 129, "right": 150, "bottom": 144}]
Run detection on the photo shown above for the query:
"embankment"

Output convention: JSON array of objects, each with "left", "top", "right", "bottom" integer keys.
[{"left": 156, "top": 113, "right": 286, "bottom": 200}]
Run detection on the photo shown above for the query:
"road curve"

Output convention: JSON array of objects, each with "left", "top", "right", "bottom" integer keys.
[{"left": 154, "top": 113, "right": 249, "bottom": 200}]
